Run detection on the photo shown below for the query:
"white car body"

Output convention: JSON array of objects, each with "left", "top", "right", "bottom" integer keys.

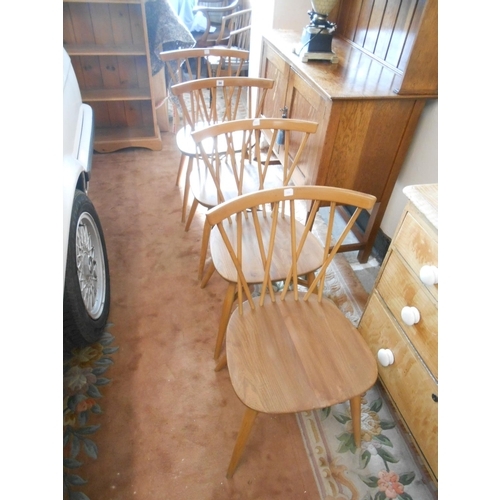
[{"left": 63, "top": 48, "right": 95, "bottom": 290}]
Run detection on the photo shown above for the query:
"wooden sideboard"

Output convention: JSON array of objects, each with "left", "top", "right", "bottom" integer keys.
[
  {"left": 63, "top": 0, "right": 162, "bottom": 153},
  {"left": 358, "top": 184, "right": 438, "bottom": 483},
  {"left": 258, "top": 0, "right": 437, "bottom": 262}
]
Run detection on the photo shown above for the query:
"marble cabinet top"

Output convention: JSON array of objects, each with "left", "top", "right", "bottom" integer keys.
[{"left": 403, "top": 184, "right": 438, "bottom": 230}]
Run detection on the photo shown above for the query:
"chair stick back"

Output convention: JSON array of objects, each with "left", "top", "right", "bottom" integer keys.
[
  {"left": 170, "top": 77, "right": 273, "bottom": 131},
  {"left": 216, "top": 8, "right": 252, "bottom": 50},
  {"left": 191, "top": 118, "right": 318, "bottom": 206},
  {"left": 159, "top": 48, "right": 250, "bottom": 131},
  {"left": 160, "top": 47, "right": 249, "bottom": 83},
  {"left": 205, "top": 186, "right": 377, "bottom": 310}
]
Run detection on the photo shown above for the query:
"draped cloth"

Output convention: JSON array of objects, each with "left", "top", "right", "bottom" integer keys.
[
  {"left": 167, "top": 0, "right": 197, "bottom": 31},
  {"left": 145, "top": 0, "right": 196, "bottom": 75}
]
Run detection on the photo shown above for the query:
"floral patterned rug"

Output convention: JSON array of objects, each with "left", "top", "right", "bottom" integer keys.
[
  {"left": 296, "top": 257, "right": 437, "bottom": 500},
  {"left": 297, "top": 383, "right": 437, "bottom": 500},
  {"left": 63, "top": 329, "right": 118, "bottom": 500}
]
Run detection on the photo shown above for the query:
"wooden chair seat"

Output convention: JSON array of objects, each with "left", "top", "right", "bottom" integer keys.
[
  {"left": 175, "top": 124, "right": 244, "bottom": 158},
  {"left": 189, "top": 157, "right": 284, "bottom": 210},
  {"left": 210, "top": 212, "right": 324, "bottom": 284},
  {"left": 227, "top": 292, "right": 377, "bottom": 414},
  {"left": 191, "top": 117, "right": 318, "bottom": 276}
]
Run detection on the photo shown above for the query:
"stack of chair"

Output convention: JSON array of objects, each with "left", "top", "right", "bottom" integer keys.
[
  {"left": 160, "top": 48, "right": 253, "bottom": 221},
  {"left": 161, "top": 43, "right": 379, "bottom": 479},
  {"left": 169, "top": 77, "right": 274, "bottom": 223}
]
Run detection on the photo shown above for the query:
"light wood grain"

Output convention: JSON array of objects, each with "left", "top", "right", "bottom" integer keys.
[
  {"left": 358, "top": 293, "right": 438, "bottom": 479},
  {"left": 228, "top": 293, "right": 377, "bottom": 413},
  {"left": 377, "top": 250, "right": 437, "bottom": 378},
  {"left": 393, "top": 211, "right": 438, "bottom": 301},
  {"left": 191, "top": 119, "right": 319, "bottom": 357},
  {"left": 334, "top": 0, "right": 437, "bottom": 95}
]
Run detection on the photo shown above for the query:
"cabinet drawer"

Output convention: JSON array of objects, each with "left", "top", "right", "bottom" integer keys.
[
  {"left": 358, "top": 293, "right": 438, "bottom": 478},
  {"left": 377, "top": 250, "right": 438, "bottom": 378},
  {"left": 394, "top": 211, "right": 438, "bottom": 300}
]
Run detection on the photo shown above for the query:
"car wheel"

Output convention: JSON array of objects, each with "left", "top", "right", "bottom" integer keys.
[{"left": 64, "top": 189, "right": 110, "bottom": 351}]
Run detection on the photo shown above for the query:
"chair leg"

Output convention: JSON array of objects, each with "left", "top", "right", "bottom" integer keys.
[
  {"left": 349, "top": 395, "right": 362, "bottom": 448},
  {"left": 184, "top": 198, "right": 199, "bottom": 232},
  {"left": 175, "top": 154, "right": 186, "bottom": 187},
  {"left": 181, "top": 157, "right": 193, "bottom": 223},
  {"left": 227, "top": 407, "right": 259, "bottom": 479},
  {"left": 214, "top": 352, "right": 227, "bottom": 372},
  {"left": 214, "top": 282, "right": 236, "bottom": 359},
  {"left": 198, "top": 219, "right": 212, "bottom": 280},
  {"left": 200, "top": 259, "right": 216, "bottom": 288},
  {"left": 307, "top": 271, "right": 321, "bottom": 295}
]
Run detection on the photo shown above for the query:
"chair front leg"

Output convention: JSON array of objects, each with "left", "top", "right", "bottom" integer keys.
[
  {"left": 349, "top": 395, "right": 362, "bottom": 448},
  {"left": 214, "top": 282, "right": 237, "bottom": 359},
  {"left": 200, "top": 259, "right": 216, "bottom": 288},
  {"left": 181, "top": 156, "right": 194, "bottom": 223},
  {"left": 198, "top": 220, "right": 213, "bottom": 280},
  {"left": 176, "top": 153, "right": 186, "bottom": 187},
  {"left": 185, "top": 198, "right": 199, "bottom": 232},
  {"left": 227, "top": 407, "right": 259, "bottom": 478},
  {"left": 214, "top": 352, "right": 227, "bottom": 372}
]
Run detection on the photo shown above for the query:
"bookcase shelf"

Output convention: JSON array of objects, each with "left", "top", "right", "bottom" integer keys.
[{"left": 63, "top": 0, "right": 162, "bottom": 152}]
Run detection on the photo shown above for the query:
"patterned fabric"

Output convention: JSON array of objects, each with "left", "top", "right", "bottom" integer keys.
[
  {"left": 145, "top": 0, "right": 196, "bottom": 75},
  {"left": 297, "top": 383, "right": 438, "bottom": 500},
  {"left": 63, "top": 330, "right": 118, "bottom": 499}
]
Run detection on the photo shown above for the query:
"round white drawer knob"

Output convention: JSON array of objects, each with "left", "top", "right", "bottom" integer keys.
[
  {"left": 419, "top": 265, "right": 438, "bottom": 286},
  {"left": 377, "top": 349, "right": 395, "bottom": 367},
  {"left": 401, "top": 306, "right": 420, "bottom": 326}
]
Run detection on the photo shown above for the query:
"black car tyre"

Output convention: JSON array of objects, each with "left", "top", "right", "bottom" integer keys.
[{"left": 64, "top": 189, "right": 110, "bottom": 351}]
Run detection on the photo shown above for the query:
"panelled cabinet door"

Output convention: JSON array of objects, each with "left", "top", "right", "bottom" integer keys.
[
  {"left": 260, "top": 42, "right": 289, "bottom": 120},
  {"left": 284, "top": 69, "right": 330, "bottom": 185}
]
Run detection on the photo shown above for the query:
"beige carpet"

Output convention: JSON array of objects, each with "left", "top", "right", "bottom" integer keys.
[{"left": 63, "top": 131, "right": 436, "bottom": 499}]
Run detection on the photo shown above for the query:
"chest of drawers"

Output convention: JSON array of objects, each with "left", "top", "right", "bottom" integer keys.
[{"left": 358, "top": 184, "right": 438, "bottom": 483}]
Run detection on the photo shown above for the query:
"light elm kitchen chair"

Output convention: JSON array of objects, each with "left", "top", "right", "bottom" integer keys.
[
  {"left": 207, "top": 8, "right": 252, "bottom": 75},
  {"left": 159, "top": 47, "right": 249, "bottom": 134},
  {"left": 190, "top": 118, "right": 318, "bottom": 284},
  {"left": 203, "top": 185, "right": 378, "bottom": 477},
  {"left": 169, "top": 77, "right": 274, "bottom": 223},
  {"left": 214, "top": 8, "right": 251, "bottom": 50},
  {"left": 192, "top": 0, "right": 240, "bottom": 48}
]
